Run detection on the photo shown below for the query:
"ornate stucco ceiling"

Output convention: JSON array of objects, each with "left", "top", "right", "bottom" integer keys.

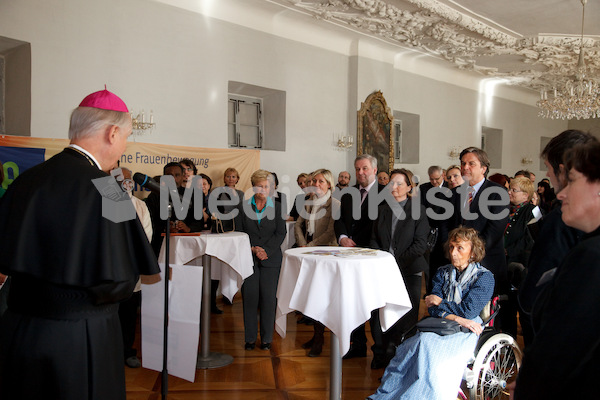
[{"left": 265, "top": 0, "right": 600, "bottom": 93}]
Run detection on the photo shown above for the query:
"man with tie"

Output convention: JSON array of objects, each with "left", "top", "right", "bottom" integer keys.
[
  {"left": 441, "top": 147, "right": 509, "bottom": 295},
  {"left": 334, "top": 154, "right": 386, "bottom": 365}
]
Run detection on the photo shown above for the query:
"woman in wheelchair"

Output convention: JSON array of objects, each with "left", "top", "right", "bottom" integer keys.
[{"left": 369, "top": 227, "right": 494, "bottom": 400}]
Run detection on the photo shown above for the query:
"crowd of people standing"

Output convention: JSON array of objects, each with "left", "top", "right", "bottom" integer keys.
[{"left": 0, "top": 94, "right": 598, "bottom": 400}]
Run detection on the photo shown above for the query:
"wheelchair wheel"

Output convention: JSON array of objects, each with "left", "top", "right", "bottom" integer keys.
[{"left": 468, "top": 333, "right": 522, "bottom": 400}]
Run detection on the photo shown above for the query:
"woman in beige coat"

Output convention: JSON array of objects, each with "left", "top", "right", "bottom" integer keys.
[
  {"left": 294, "top": 169, "right": 339, "bottom": 247},
  {"left": 294, "top": 168, "right": 339, "bottom": 356}
]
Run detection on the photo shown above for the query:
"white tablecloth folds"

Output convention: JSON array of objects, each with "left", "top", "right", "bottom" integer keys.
[
  {"left": 141, "top": 232, "right": 254, "bottom": 380},
  {"left": 276, "top": 246, "right": 412, "bottom": 356},
  {"left": 157, "top": 231, "right": 254, "bottom": 301},
  {"left": 281, "top": 220, "right": 297, "bottom": 254}
]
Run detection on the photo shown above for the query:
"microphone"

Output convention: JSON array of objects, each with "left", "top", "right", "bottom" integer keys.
[{"left": 133, "top": 173, "right": 161, "bottom": 193}]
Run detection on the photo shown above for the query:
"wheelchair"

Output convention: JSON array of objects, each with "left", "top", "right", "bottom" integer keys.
[
  {"left": 458, "top": 296, "right": 523, "bottom": 400},
  {"left": 393, "top": 295, "right": 523, "bottom": 400}
]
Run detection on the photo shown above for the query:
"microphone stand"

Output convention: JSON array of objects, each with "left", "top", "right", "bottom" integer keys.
[{"left": 161, "top": 203, "right": 172, "bottom": 400}]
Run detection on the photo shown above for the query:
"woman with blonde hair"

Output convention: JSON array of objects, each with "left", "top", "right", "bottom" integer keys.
[
  {"left": 294, "top": 168, "right": 339, "bottom": 357},
  {"left": 215, "top": 167, "right": 245, "bottom": 233},
  {"left": 235, "top": 169, "right": 286, "bottom": 350},
  {"left": 445, "top": 165, "right": 464, "bottom": 189},
  {"left": 505, "top": 177, "right": 537, "bottom": 266}
]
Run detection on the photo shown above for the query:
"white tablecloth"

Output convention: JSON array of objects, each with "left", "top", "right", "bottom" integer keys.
[
  {"left": 275, "top": 247, "right": 412, "bottom": 356},
  {"left": 158, "top": 231, "right": 254, "bottom": 301},
  {"left": 281, "top": 220, "right": 296, "bottom": 253}
]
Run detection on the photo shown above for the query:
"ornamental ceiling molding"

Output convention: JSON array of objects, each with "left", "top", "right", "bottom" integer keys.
[{"left": 276, "top": 0, "right": 600, "bottom": 92}]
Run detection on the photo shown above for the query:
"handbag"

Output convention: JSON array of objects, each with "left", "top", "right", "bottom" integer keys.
[
  {"left": 426, "top": 227, "right": 438, "bottom": 252},
  {"left": 415, "top": 317, "right": 469, "bottom": 336},
  {"left": 211, "top": 213, "right": 236, "bottom": 234}
]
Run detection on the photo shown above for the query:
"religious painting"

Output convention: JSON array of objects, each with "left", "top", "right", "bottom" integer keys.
[{"left": 357, "top": 91, "right": 394, "bottom": 174}]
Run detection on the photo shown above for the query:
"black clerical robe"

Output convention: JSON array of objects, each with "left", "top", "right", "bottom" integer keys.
[{"left": 0, "top": 148, "right": 160, "bottom": 400}]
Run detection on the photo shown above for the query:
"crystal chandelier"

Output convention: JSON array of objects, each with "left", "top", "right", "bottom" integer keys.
[{"left": 537, "top": 0, "right": 600, "bottom": 120}]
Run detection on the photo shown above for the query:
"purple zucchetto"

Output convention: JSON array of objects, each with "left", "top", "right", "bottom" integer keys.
[{"left": 79, "top": 86, "right": 129, "bottom": 113}]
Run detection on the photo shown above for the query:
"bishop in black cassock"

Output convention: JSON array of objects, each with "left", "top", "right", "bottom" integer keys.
[{"left": 0, "top": 89, "right": 160, "bottom": 400}]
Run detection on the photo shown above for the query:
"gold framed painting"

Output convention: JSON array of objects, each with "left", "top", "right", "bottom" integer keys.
[{"left": 357, "top": 91, "right": 394, "bottom": 174}]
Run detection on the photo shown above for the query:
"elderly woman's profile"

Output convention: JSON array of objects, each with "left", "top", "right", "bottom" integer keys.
[{"left": 369, "top": 226, "right": 494, "bottom": 400}]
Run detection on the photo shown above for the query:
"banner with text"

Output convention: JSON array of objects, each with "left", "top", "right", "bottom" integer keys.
[{"left": 0, "top": 135, "right": 260, "bottom": 196}]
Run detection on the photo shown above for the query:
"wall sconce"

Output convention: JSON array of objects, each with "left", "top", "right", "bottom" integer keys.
[
  {"left": 448, "top": 146, "right": 460, "bottom": 159},
  {"left": 334, "top": 133, "right": 353, "bottom": 151},
  {"left": 131, "top": 109, "right": 155, "bottom": 135},
  {"left": 521, "top": 155, "right": 533, "bottom": 165}
]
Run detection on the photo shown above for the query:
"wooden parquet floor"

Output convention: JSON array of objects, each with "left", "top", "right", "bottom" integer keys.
[
  {"left": 125, "top": 292, "right": 387, "bottom": 399},
  {"left": 125, "top": 281, "right": 523, "bottom": 399}
]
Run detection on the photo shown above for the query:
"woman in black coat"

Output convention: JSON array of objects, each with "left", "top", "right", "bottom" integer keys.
[
  {"left": 505, "top": 177, "right": 537, "bottom": 267},
  {"left": 503, "top": 176, "right": 538, "bottom": 338},
  {"left": 369, "top": 168, "right": 430, "bottom": 367}
]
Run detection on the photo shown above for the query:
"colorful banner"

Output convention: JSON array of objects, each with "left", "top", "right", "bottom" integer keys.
[{"left": 0, "top": 135, "right": 260, "bottom": 195}]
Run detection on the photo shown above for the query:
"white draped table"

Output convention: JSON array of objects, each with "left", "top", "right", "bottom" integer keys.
[
  {"left": 157, "top": 232, "right": 254, "bottom": 369},
  {"left": 275, "top": 247, "right": 412, "bottom": 399},
  {"left": 281, "top": 220, "right": 296, "bottom": 254}
]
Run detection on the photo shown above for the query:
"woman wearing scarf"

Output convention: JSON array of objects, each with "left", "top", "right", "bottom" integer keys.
[
  {"left": 369, "top": 227, "right": 494, "bottom": 400},
  {"left": 294, "top": 168, "right": 339, "bottom": 356},
  {"left": 369, "top": 168, "right": 429, "bottom": 369}
]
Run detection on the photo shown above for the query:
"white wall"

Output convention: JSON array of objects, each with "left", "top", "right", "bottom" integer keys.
[{"left": 0, "top": 0, "right": 568, "bottom": 206}]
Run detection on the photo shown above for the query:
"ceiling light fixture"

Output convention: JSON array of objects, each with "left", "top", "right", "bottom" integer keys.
[
  {"left": 537, "top": 0, "right": 600, "bottom": 120},
  {"left": 131, "top": 109, "right": 156, "bottom": 135}
]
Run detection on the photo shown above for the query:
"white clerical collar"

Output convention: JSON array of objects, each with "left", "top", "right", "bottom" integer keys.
[{"left": 68, "top": 144, "right": 102, "bottom": 170}]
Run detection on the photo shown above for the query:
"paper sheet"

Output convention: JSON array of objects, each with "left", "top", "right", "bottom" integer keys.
[{"left": 141, "top": 263, "right": 203, "bottom": 382}]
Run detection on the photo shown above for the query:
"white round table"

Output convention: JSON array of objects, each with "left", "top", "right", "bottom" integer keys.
[
  {"left": 275, "top": 246, "right": 412, "bottom": 399},
  {"left": 158, "top": 232, "right": 253, "bottom": 369}
]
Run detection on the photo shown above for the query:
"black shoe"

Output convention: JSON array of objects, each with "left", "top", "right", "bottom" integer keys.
[
  {"left": 301, "top": 337, "right": 315, "bottom": 349},
  {"left": 125, "top": 356, "right": 141, "bottom": 368},
  {"left": 308, "top": 341, "right": 323, "bottom": 357},
  {"left": 342, "top": 346, "right": 367, "bottom": 359},
  {"left": 370, "top": 355, "right": 387, "bottom": 369},
  {"left": 211, "top": 306, "right": 223, "bottom": 314},
  {"left": 245, "top": 342, "right": 255, "bottom": 350},
  {"left": 259, "top": 342, "right": 271, "bottom": 350}
]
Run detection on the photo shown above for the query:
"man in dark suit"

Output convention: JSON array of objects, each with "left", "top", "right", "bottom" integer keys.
[
  {"left": 442, "top": 147, "right": 509, "bottom": 294},
  {"left": 418, "top": 165, "right": 450, "bottom": 292},
  {"left": 334, "top": 154, "right": 385, "bottom": 364}
]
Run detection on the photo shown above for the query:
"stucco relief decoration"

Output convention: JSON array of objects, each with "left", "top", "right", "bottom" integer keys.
[{"left": 278, "top": 0, "right": 600, "bottom": 92}]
